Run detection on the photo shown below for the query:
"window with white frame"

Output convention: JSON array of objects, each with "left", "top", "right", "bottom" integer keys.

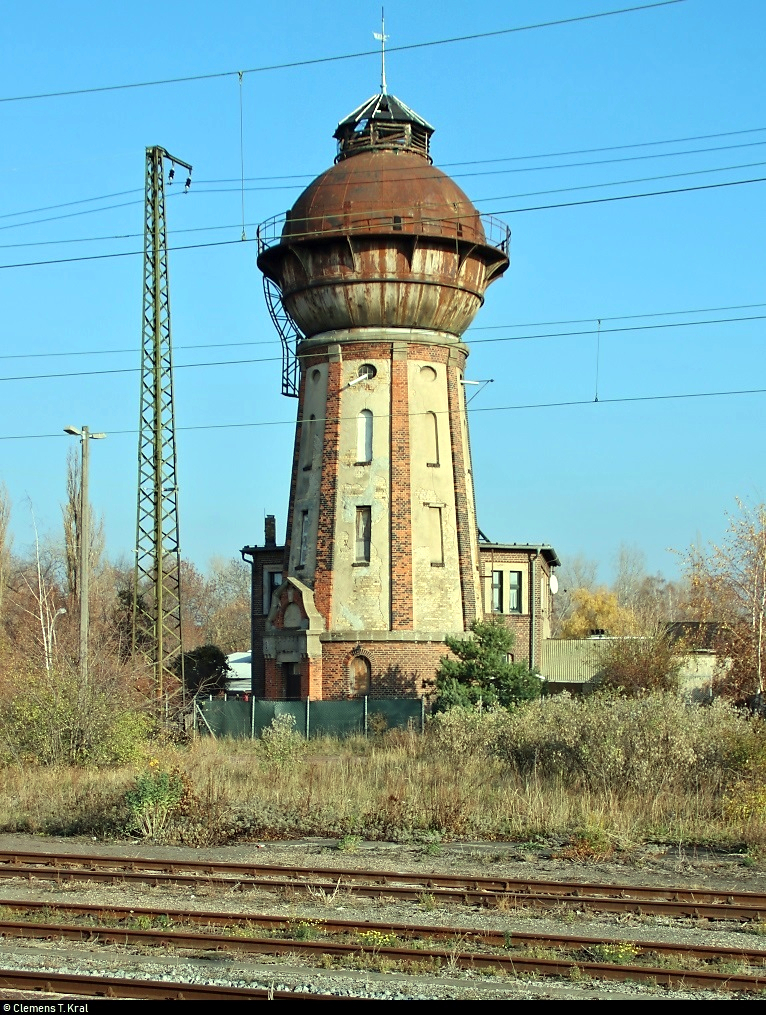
[
  {"left": 429, "top": 505, "right": 444, "bottom": 566},
  {"left": 425, "top": 411, "right": 439, "bottom": 467},
  {"left": 303, "top": 414, "right": 316, "bottom": 470},
  {"left": 491, "top": 570, "right": 503, "bottom": 612},
  {"left": 508, "top": 571, "right": 522, "bottom": 614}
]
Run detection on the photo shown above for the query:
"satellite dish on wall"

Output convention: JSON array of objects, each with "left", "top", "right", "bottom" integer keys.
[{"left": 549, "top": 574, "right": 559, "bottom": 595}]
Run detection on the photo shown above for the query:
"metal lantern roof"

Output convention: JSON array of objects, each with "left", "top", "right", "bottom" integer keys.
[{"left": 334, "top": 92, "right": 435, "bottom": 136}]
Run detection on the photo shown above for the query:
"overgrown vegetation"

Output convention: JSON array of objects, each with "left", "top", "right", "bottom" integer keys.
[
  {"left": 0, "top": 694, "right": 763, "bottom": 852},
  {"left": 598, "top": 629, "right": 683, "bottom": 695},
  {"left": 0, "top": 662, "right": 151, "bottom": 766}
]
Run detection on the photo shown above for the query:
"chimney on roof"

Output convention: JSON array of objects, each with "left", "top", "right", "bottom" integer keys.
[{"left": 264, "top": 515, "right": 276, "bottom": 548}]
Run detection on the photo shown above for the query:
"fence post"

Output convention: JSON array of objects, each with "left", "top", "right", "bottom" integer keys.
[
  {"left": 364, "top": 696, "right": 368, "bottom": 736},
  {"left": 305, "top": 698, "right": 310, "bottom": 740},
  {"left": 195, "top": 701, "right": 217, "bottom": 738},
  {"left": 250, "top": 697, "right": 255, "bottom": 739},
  {"left": 421, "top": 697, "right": 425, "bottom": 733}
]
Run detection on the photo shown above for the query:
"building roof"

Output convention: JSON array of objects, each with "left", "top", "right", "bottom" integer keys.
[
  {"left": 332, "top": 91, "right": 436, "bottom": 163},
  {"left": 334, "top": 92, "right": 434, "bottom": 136},
  {"left": 665, "top": 621, "right": 721, "bottom": 651},
  {"left": 478, "top": 542, "right": 561, "bottom": 567}
]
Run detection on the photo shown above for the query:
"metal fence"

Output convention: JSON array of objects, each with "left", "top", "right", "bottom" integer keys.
[{"left": 195, "top": 697, "right": 425, "bottom": 740}]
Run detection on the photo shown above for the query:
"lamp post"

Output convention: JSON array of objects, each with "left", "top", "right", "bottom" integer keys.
[
  {"left": 64, "top": 425, "right": 106, "bottom": 687},
  {"left": 45, "top": 606, "right": 67, "bottom": 673}
]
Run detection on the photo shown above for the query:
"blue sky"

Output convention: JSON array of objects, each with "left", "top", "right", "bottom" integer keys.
[{"left": 1, "top": 0, "right": 763, "bottom": 584}]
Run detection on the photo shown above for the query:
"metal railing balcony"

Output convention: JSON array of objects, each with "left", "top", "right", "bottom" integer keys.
[{"left": 256, "top": 210, "right": 510, "bottom": 257}]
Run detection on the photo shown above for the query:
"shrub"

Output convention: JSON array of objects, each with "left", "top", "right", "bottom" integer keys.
[
  {"left": 494, "top": 692, "right": 762, "bottom": 797},
  {"left": 598, "top": 630, "right": 683, "bottom": 695},
  {"left": 259, "top": 714, "right": 305, "bottom": 769},
  {"left": 0, "top": 664, "right": 151, "bottom": 766},
  {"left": 424, "top": 706, "right": 509, "bottom": 758},
  {"left": 124, "top": 762, "right": 184, "bottom": 838},
  {"left": 176, "top": 644, "right": 230, "bottom": 698}
]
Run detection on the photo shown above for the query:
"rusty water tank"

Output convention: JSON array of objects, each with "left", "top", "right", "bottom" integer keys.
[{"left": 257, "top": 92, "right": 510, "bottom": 339}]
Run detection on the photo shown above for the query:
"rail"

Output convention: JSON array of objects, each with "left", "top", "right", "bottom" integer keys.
[{"left": 1, "top": 850, "right": 764, "bottom": 921}]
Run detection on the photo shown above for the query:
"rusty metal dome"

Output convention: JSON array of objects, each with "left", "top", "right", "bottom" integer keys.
[
  {"left": 257, "top": 94, "right": 510, "bottom": 341},
  {"left": 279, "top": 149, "right": 488, "bottom": 247}
]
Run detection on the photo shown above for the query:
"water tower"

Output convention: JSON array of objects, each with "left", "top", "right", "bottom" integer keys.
[{"left": 253, "top": 90, "right": 512, "bottom": 699}]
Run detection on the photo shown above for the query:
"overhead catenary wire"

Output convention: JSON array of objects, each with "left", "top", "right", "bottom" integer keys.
[
  {"left": 5, "top": 140, "right": 766, "bottom": 234},
  {"left": 5, "top": 156, "right": 766, "bottom": 253},
  {"left": 0, "top": 2, "right": 686, "bottom": 104},
  {"left": 2, "top": 173, "right": 766, "bottom": 272},
  {"left": 0, "top": 383, "right": 763, "bottom": 444},
  {"left": 0, "top": 301, "right": 763, "bottom": 362},
  {"left": 0, "top": 313, "right": 762, "bottom": 374},
  {"left": 5, "top": 121, "right": 766, "bottom": 226}
]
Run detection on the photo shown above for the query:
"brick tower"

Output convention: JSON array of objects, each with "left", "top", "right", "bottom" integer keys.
[{"left": 252, "top": 91, "right": 511, "bottom": 700}]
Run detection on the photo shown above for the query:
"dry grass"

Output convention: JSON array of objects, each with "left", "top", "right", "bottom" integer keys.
[{"left": 0, "top": 696, "right": 763, "bottom": 851}]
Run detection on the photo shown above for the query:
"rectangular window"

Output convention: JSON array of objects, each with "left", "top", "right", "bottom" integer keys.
[
  {"left": 355, "top": 506, "right": 371, "bottom": 564},
  {"left": 509, "top": 571, "right": 522, "bottom": 614},
  {"left": 429, "top": 506, "right": 444, "bottom": 566},
  {"left": 262, "top": 568, "right": 282, "bottom": 614},
  {"left": 491, "top": 571, "right": 503, "bottom": 613},
  {"left": 298, "top": 510, "right": 309, "bottom": 567}
]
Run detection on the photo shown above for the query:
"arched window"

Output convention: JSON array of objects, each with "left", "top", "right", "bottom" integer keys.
[
  {"left": 349, "top": 655, "right": 371, "bottom": 696},
  {"left": 357, "top": 409, "right": 373, "bottom": 463},
  {"left": 425, "top": 411, "right": 439, "bottom": 466}
]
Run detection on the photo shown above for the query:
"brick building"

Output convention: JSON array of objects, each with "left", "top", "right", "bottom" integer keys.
[
  {"left": 479, "top": 542, "right": 560, "bottom": 668},
  {"left": 242, "top": 90, "right": 557, "bottom": 700}
]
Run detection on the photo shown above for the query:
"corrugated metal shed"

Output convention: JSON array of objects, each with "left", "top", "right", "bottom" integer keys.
[
  {"left": 541, "top": 638, "right": 718, "bottom": 696},
  {"left": 540, "top": 639, "right": 611, "bottom": 685}
]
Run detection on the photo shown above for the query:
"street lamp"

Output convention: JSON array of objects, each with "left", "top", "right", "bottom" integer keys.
[
  {"left": 45, "top": 606, "right": 67, "bottom": 673},
  {"left": 64, "top": 425, "right": 106, "bottom": 687}
]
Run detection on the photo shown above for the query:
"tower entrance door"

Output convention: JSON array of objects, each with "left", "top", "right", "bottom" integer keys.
[{"left": 281, "top": 662, "right": 301, "bottom": 700}]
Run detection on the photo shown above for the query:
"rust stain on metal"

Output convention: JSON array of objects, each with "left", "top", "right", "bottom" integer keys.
[{"left": 257, "top": 149, "right": 510, "bottom": 340}]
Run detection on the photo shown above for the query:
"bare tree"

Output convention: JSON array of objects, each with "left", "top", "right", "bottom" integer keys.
[
  {"left": 551, "top": 553, "right": 599, "bottom": 636},
  {"left": 0, "top": 484, "right": 11, "bottom": 620},
  {"left": 8, "top": 507, "right": 68, "bottom": 673},
  {"left": 613, "top": 544, "right": 647, "bottom": 613},
  {"left": 683, "top": 500, "right": 766, "bottom": 698},
  {"left": 203, "top": 556, "right": 250, "bottom": 653},
  {"left": 62, "top": 448, "right": 105, "bottom": 601}
]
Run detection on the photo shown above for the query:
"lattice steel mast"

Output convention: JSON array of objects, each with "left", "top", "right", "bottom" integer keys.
[{"left": 132, "top": 146, "right": 192, "bottom": 707}]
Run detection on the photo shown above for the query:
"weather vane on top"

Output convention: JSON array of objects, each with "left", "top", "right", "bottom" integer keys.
[{"left": 373, "top": 8, "right": 389, "bottom": 93}]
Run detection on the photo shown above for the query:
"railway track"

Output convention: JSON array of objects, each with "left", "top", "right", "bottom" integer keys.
[
  {"left": 0, "top": 849, "right": 763, "bottom": 921},
  {"left": 0, "top": 967, "right": 360, "bottom": 1000},
  {"left": 0, "top": 897, "right": 763, "bottom": 992},
  {"left": 0, "top": 897, "right": 765, "bottom": 967}
]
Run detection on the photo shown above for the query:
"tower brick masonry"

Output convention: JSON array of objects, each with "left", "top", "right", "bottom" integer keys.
[{"left": 243, "top": 89, "right": 557, "bottom": 701}]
